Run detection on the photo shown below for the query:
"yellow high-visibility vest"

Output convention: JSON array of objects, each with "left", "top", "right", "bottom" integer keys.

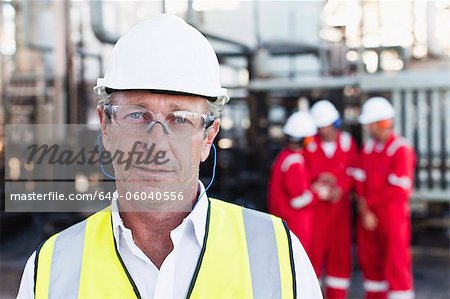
[{"left": 34, "top": 198, "right": 296, "bottom": 298}]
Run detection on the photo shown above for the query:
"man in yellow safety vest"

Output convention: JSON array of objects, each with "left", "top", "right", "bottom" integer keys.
[{"left": 17, "top": 14, "right": 321, "bottom": 299}]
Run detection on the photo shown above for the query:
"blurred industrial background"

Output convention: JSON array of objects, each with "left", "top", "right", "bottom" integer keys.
[{"left": 0, "top": 0, "right": 449, "bottom": 298}]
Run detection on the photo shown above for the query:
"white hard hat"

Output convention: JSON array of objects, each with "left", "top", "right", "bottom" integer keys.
[
  {"left": 310, "top": 100, "right": 339, "bottom": 128},
  {"left": 359, "top": 97, "right": 395, "bottom": 124},
  {"left": 283, "top": 111, "right": 317, "bottom": 139},
  {"left": 94, "top": 14, "right": 229, "bottom": 104}
]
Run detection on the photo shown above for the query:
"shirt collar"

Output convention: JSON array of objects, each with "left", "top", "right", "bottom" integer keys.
[
  {"left": 111, "top": 180, "right": 209, "bottom": 247},
  {"left": 374, "top": 133, "right": 396, "bottom": 153}
]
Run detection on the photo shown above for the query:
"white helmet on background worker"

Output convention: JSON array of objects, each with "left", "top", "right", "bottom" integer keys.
[
  {"left": 94, "top": 14, "right": 229, "bottom": 104},
  {"left": 283, "top": 111, "right": 317, "bottom": 139},
  {"left": 310, "top": 100, "right": 340, "bottom": 128},
  {"left": 358, "top": 97, "right": 395, "bottom": 124}
]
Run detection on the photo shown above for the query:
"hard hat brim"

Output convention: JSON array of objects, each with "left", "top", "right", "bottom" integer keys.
[
  {"left": 94, "top": 86, "right": 230, "bottom": 104},
  {"left": 358, "top": 114, "right": 372, "bottom": 125},
  {"left": 358, "top": 114, "right": 394, "bottom": 125},
  {"left": 316, "top": 117, "right": 339, "bottom": 128}
]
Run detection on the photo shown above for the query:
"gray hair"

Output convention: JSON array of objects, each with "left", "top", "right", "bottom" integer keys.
[
  {"left": 96, "top": 88, "right": 111, "bottom": 109},
  {"left": 204, "top": 98, "right": 224, "bottom": 118}
]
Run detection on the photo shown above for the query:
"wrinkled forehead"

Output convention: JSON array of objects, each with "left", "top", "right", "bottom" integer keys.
[{"left": 110, "top": 90, "right": 207, "bottom": 113}]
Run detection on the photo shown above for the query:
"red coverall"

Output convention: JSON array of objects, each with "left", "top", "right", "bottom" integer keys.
[
  {"left": 268, "top": 147, "right": 316, "bottom": 254},
  {"left": 353, "top": 134, "right": 416, "bottom": 299},
  {"left": 303, "top": 132, "right": 358, "bottom": 299}
]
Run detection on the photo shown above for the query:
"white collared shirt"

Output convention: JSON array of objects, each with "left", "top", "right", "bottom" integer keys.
[
  {"left": 321, "top": 141, "right": 337, "bottom": 158},
  {"left": 17, "top": 181, "right": 322, "bottom": 298}
]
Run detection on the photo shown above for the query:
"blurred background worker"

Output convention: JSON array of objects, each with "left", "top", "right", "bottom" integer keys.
[
  {"left": 268, "top": 111, "right": 317, "bottom": 254},
  {"left": 304, "top": 100, "right": 358, "bottom": 299},
  {"left": 354, "top": 97, "right": 416, "bottom": 299}
]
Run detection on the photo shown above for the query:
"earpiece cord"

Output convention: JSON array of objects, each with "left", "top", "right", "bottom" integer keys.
[
  {"left": 96, "top": 133, "right": 116, "bottom": 180},
  {"left": 197, "top": 143, "right": 217, "bottom": 202}
]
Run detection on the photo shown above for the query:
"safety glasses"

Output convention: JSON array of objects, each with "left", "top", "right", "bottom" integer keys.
[{"left": 103, "top": 104, "right": 215, "bottom": 138}]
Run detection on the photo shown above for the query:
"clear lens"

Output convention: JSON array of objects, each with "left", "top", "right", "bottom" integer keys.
[
  {"left": 109, "top": 105, "right": 207, "bottom": 137},
  {"left": 114, "top": 106, "right": 154, "bottom": 128}
]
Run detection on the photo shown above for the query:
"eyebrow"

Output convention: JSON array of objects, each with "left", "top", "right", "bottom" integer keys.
[
  {"left": 126, "top": 101, "right": 194, "bottom": 112},
  {"left": 112, "top": 92, "right": 202, "bottom": 112},
  {"left": 167, "top": 103, "right": 189, "bottom": 111}
]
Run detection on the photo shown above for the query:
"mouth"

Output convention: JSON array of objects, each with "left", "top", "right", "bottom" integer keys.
[{"left": 133, "top": 165, "right": 175, "bottom": 174}]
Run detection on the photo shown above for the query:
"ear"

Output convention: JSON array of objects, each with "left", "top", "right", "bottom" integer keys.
[
  {"left": 97, "top": 107, "right": 111, "bottom": 151},
  {"left": 201, "top": 119, "right": 220, "bottom": 162}
]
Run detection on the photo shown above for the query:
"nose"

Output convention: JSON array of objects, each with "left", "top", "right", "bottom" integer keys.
[
  {"left": 143, "top": 121, "right": 172, "bottom": 152},
  {"left": 145, "top": 121, "right": 170, "bottom": 135}
]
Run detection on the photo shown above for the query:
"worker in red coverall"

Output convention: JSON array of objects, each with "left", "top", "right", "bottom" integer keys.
[
  {"left": 353, "top": 97, "right": 416, "bottom": 299},
  {"left": 268, "top": 111, "right": 317, "bottom": 254},
  {"left": 304, "top": 100, "right": 358, "bottom": 299}
]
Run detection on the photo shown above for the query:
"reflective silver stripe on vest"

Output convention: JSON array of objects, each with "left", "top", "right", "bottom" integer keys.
[
  {"left": 242, "top": 208, "right": 282, "bottom": 299},
  {"left": 48, "top": 220, "right": 87, "bottom": 299}
]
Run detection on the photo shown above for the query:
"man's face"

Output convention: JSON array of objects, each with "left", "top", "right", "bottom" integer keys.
[
  {"left": 98, "top": 90, "right": 219, "bottom": 210},
  {"left": 318, "top": 125, "right": 336, "bottom": 140},
  {"left": 366, "top": 122, "right": 385, "bottom": 140}
]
